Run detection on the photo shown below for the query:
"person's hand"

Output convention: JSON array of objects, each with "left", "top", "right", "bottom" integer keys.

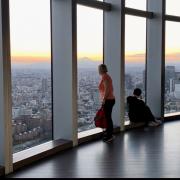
[{"left": 102, "top": 99, "right": 106, "bottom": 105}]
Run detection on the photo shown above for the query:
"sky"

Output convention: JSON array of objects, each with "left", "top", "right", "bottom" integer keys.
[
  {"left": 10, "top": 0, "right": 51, "bottom": 64},
  {"left": 9, "top": 0, "right": 180, "bottom": 65},
  {"left": 77, "top": 4, "right": 103, "bottom": 61},
  {"left": 126, "top": 0, "right": 146, "bottom": 11},
  {"left": 125, "top": 15, "right": 146, "bottom": 63}
]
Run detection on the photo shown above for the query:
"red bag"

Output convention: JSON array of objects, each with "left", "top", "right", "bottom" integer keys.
[{"left": 94, "top": 107, "right": 107, "bottom": 128}]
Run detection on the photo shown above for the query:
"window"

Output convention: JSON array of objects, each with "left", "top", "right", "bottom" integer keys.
[
  {"left": 77, "top": 5, "right": 103, "bottom": 132},
  {"left": 164, "top": 21, "right": 180, "bottom": 114},
  {"left": 166, "top": 0, "right": 180, "bottom": 16},
  {"left": 126, "top": 0, "right": 147, "bottom": 11},
  {"left": 125, "top": 15, "right": 146, "bottom": 121},
  {"left": 10, "top": 0, "right": 52, "bottom": 153}
]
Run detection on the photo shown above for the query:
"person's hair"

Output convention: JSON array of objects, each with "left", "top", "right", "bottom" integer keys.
[
  {"left": 98, "top": 64, "right": 108, "bottom": 73},
  {"left": 133, "top": 88, "right": 142, "bottom": 96}
]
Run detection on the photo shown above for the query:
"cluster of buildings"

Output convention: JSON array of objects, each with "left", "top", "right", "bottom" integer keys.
[
  {"left": 165, "top": 65, "right": 180, "bottom": 113},
  {"left": 78, "top": 69, "right": 101, "bottom": 132},
  {"left": 12, "top": 69, "right": 52, "bottom": 153},
  {"left": 12, "top": 67, "right": 102, "bottom": 151},
  {"left": 11, "top": 64, "right": 177, "bottom": 149}
]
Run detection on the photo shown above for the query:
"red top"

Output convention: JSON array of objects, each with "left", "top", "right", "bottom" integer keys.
[{"left": 98, "top": 73, "right": 115, "bottom": 101}]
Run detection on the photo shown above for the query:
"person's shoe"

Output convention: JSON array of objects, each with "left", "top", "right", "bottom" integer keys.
[
  {"left": 154, "top": 119, "right": 162, "bottom": 124},
  {"left": 148, "top": 121, "right": 159, "bottom": 127},
  {"left": 103, "top": 135, "right": 115, "bottom": 143}
]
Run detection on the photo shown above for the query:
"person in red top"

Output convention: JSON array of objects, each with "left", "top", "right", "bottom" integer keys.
[{"left": 98, "top": 64, "right": 115, "bottom": 142}]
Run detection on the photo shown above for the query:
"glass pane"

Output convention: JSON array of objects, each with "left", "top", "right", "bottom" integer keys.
[
  {"left": 166, "top": 0, "right": 180, "bottom": 16},
  {"left": 10, "top": 0, "right": 52, "bottom": 153},
  {"left": 126, "top": 0, "right": 146, "bottom": 11},
  {"left": 125, "top": 15, "right": 146, "bottom": 121},
  {"left": 165, "top": 21, "right": 180, "bottom": 114},
  {"left": 77, "top": 5, "right": 103, "bottom": 132}
]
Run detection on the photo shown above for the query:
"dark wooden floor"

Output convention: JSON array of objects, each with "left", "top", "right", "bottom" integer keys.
[{"left": 7, "top": 121, "right": 180, "bottom": 178}]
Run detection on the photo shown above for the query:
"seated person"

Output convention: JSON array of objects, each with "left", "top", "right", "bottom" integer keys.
[{"left": 127, "top": 88, "right": 162, "bottom": 127}]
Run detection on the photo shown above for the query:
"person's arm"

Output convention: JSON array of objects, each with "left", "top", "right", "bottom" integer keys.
[
  {"left": 139, "top": 99, "right": 146, "bottom": 109},
  {"left": 102, "top": 78, "right": 110, "bottom": 105}
]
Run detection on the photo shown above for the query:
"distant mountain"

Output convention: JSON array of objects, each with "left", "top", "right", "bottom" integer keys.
[
  {"left": 14, "top": 57, "right": 180, "bottom": 71},
  {"left": 78, "top": 57, "right": 101, "bottom": 69}
]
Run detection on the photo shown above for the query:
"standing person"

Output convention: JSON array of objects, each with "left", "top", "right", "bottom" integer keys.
[{"left": 98, "top": 64, "right": 115, "bottom": 142}]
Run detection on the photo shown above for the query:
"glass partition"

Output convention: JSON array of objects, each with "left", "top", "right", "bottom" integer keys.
[
  {"left": 165, "top": 21, "right": 180, "bottom": 114},
  {"left": 77, "top": 5, "right": 103, "bottom": 132},
  {"left": 125, "top": 15, "right": 146, "bottom": 121},
  {"left": 126, "top": 0, "right": 147, "bottom": 11},
  {"left": 166, "top": 0, "right": 180, "bottom": 16},
  {"left": 10, "top": 0, "right": 52, "bottom": 153}
]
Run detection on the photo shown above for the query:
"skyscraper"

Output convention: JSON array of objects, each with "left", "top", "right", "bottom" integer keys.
[
  {"left": 166, "top": 66, "right": 175, "bottom": 80},
  {"left": 42, "top": 78, "right": 48, "bottom": 93}
]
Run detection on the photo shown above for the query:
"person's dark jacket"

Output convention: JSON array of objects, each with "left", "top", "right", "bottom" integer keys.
[{"left": 127, "top": 96, "right": 147, "bottom": 123}]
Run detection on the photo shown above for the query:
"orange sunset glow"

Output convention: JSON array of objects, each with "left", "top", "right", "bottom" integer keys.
[
  {"left": 125, "top": 51, "right": 180, "bottom": 63},
  {"left": 11, "top": 55, "right": 51, "bottom": 64},
  {"left": 125, "top": 51, "right": 145, "bottom": 63},
  {"left": 166, "top": 51, "right": 180, "bottom": 61},
  {"left": 10, "top": 51, "right": 180, "bottom": 64}
]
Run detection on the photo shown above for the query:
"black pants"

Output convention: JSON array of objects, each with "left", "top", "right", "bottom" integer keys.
[
  {"left": 129, "top": 105, "right": 156, "bottom": 124},
  {"left": 143, "top": 105, "right": 156, "bottom": 123},
  {"left": 103, "top": 99, "right": 115, "bottom": 137}
]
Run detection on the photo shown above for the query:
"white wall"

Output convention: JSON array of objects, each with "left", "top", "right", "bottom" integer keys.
[
  {"left": 51, "top": 0, "right": 78, "bottom": 145},
  {"left": 146, "top": 0, "right": 165, "bottom": 117}
]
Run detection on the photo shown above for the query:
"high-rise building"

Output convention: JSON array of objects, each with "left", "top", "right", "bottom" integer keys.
[
  {"left": 166, "top": 66, "right": 175, "bottom": 79},
  {"left": 42, "top": 78, "right": 48, "bottom": 93},
  {"left": 169, "top": 78, "right": 174, "bottom": 93}
]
